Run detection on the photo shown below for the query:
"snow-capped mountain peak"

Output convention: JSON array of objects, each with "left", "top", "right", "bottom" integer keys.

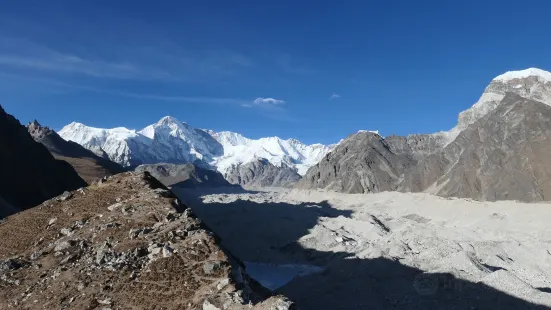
[
  {"left": 211, "top": 131, "right": 251, "bottom": 147},
  {"left": 437, "top": 67, "right": 551, "bottom": 146},
  {"left": 493, "top": 68, "right": 551, "bottom": 83},
  {"left": 207, "top": 130, "right": 334, "bottom": 175},
  {"left": 59, "top": 117, "right": 333, "bottom": 175}
]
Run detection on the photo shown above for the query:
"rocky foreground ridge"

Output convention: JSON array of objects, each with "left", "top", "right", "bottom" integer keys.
[{"left": 0, "top": 172, "right": 293, "bottom": 309}]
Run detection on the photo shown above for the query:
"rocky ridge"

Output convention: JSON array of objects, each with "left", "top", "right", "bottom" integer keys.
[
  {"left": 0, "top": 105, "right": 86, "bottom": 215},
  {"left": 224, "top": 158, "right": 302, "bottom": 188},
  {"left": 297, "top": 68, "right": 551, "bottom": 202},
  {"left": 27, "top": 120, "right": 126, "bottom": 183},
  {"left": 0, "top": 172, "right": 293, "bottom": 309},
  {"left": 58, "top": 118, "right": 332, "bottom": 178},
  {"left": 135, "top": 163, "right": 233, "bottom": 188}
]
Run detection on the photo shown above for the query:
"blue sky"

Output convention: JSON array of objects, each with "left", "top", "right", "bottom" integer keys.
[{"left": 2, "top": 0, "right": 551, "bottom": 144}]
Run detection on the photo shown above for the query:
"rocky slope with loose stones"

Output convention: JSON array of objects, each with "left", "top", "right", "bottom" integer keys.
[{"left": 0, "top": 172, "right": 293, "bottom": 309}]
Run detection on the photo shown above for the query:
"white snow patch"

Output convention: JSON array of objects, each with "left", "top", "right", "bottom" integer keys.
[{"left": 493, "top": 68, "right": 551, "bottom": 83}]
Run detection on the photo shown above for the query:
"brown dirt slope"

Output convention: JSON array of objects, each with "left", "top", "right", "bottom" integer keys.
[{"left": 0, "top": 172, "right": 293, "bottom": 310}]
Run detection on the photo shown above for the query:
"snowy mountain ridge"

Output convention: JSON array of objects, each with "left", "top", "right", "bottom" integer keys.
[
  {"left": 59, "top": 118, "right": 333, "bottom": 176},
  {"left": 210, "top": 131, "right": 332, "bottom": 175},
  {"left": 435, "top": 67, "right": 551, "bottom": 145}
]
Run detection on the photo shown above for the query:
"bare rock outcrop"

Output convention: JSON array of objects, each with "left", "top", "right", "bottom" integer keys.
[
  {"left": 135, "top": 163, "right": 232, "bottom": 188},
  {"left": 296, "top": 132, "right": 416, "bottom": 194},
  {"left": 225, "top": 158, "right": 301, "bottom": 188}
]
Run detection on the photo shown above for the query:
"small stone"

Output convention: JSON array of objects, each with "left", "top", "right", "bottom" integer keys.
[
  {"left": 60, "top": 254, "right": 79, "bottom": 265},
  {"left": 54, "top": 240, "right": 76, "bottom": 252},
  {"left": 203, "top": 299, "right": 223, "bottom": 310},
  {"left": 58, "top": 191, "right": 73, "bottom": 202},
  {"left": 216, "top": 278, "right": 231, "bottom": 290},
  {"left": 128, "top": 228, "right": 152, "bottom": 239},
  {"left": 183, "top": 208, "right": 193, "bottom": 218},
  {"left": 270, "top": 297, "right": 295, "bottom": 310},
  {"left": 107, "top": 203, "right": 122, "bottom": 212},
  {"left": 98, "top": 298, "right": 112, "bottom": 305},
  {"left": 150, "top": 247, "right": 162, "bottom": 255},
  {"left": 60, "top": 228, "right": 73, "bottom": 236},
  {"left": 203, "top": 261, "right": 223, "bottom": 275},
  {"left": 162, "top": 246, "right": 174, "bottom": 258},
  {"left": 29, "top": 251, "right": 42, "bottom": 260},
  {"left": 47, "top": 218, "right": 57, "bottom": 226}
]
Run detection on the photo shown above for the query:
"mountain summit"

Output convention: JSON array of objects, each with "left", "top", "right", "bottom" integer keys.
[
  {"left": 297, "top": 68, "right": 551, "bottom": 202},
  {"left": 59, "top": 117, "right": 333, "bottom": 176},
  {"left": 438, "top": 67, "right": 551, "bottom": 145}
]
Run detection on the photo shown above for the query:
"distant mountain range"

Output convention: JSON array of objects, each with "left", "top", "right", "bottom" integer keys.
[
  {"left": 58, "top": 117, "right": 333, "bottom": 181},
  {"left": 297, "top": 68, "right": 551, "bottom": 202},
  {"left": 54, "top": 67, "right": 551, "bottom": 201}
]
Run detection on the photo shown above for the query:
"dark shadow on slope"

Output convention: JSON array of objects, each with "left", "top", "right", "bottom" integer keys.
[{"left": 172, "top": 188, "right": 551, "bottom": 310}]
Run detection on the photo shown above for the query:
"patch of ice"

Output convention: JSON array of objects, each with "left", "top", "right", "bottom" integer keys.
[{"left": 244, "top": 262, "right": 324, "bottom": 290}]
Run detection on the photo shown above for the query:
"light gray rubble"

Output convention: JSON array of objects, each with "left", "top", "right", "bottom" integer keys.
[{"left": 174, "top": 187, "right": 551, "bottom": 309}]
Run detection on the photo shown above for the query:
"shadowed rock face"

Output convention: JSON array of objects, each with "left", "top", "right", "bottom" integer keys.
[
  {"left": 27, "top": 120, "right": 125, "bottom": 183},
  {"left": 298, "top": 94, "right": 551, "bottom": 202},
  {"left": 225, "top": 158, "right": 301, "bottom": 188},
  {"left": 0, "top": 106, "right": 86, "bottom": 214},
  {"left": 135, "top": 163, "right": 232, "bottom": 188}
]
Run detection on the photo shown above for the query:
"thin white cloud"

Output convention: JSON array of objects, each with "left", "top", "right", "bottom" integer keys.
[
  {"left": 253, "top": 97, "right": 286, "bottom": 106},
  {"left": 0, "top": 72, "right": 250, "bottom": 105},
  {"left": 0, "top": 38, "right": 174, "bottom": 80},
  {"left": 330, "top": 93, "right": 341, "bottom": 100},
  {"left": 0, "top": 38, "right": 253, "bottom": 81}
]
